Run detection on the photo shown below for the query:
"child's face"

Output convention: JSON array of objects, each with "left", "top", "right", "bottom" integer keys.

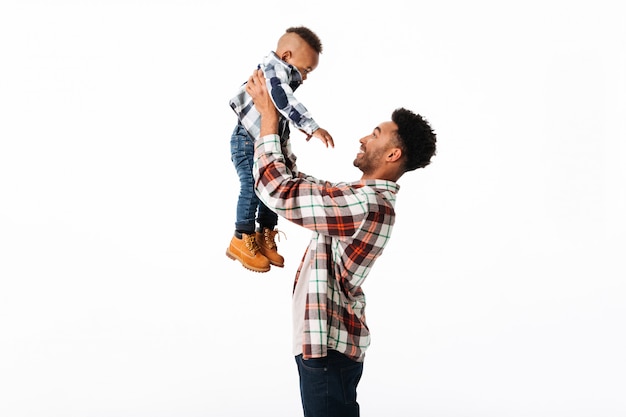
[{"left": 285, "top": 45, "right": 319, "bottom": 81}]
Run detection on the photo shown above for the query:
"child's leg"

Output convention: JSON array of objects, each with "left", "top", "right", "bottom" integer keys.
[
  {"left": 257, "top": 203, "right": 278, "bottom": 231},
  {"left": 226, "top": 123, "right": 270, "bottom": 272},
  {"left": 257, "top": 203, "right": 284, "bottom": 268},
  {"left": 230, "top": 123, "right": 259, "bottom": 235}
]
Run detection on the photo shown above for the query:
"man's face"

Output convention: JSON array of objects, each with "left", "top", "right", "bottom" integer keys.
[
  {"left": 286, "top": 45, "right": 319, "bottom": 81},
  {"left": 353, "top": 121, "right": 399, "bottom": 174}
]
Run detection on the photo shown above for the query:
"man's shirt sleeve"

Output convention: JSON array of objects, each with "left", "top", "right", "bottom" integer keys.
[{"left": 253, "top": 134, "right": 368, "bottom": 238}]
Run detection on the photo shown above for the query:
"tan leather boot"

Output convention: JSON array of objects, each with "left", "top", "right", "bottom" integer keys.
[
  {"left": 256, "top": 228, "right": 285, "bottom": 268},
  {"left": 226, "top": 233, "right": 270, "bottom": 273}
]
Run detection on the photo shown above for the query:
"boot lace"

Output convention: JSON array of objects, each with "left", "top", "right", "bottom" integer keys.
[
  {"left": 263, "top": 228, "right": 286, "bottom": 249},
  {"left": 244, "top": 234, "right": 261, "bottom": 255}
]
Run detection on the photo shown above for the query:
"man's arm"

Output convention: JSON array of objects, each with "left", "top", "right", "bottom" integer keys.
[
  {"left": 247, "top": 69, "right": 370, "bottom": 239},
  {"left": 245, "top": 69, "right": 279, "bottom": 137}
]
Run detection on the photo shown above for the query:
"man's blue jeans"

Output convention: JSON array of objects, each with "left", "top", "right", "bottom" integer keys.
[
  {"left": 230, "top": 123, "right": 277, "bottom": 233},
  {"left": 295, "top": 350, "right": 364, "bottom": 417}
]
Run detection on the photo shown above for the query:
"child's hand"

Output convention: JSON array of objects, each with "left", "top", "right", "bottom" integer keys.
[{"left": 310, "top": 128, "right": 335, "bottom": 148}]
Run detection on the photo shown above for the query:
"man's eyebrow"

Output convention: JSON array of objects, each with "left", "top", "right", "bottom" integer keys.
[{"left": 373, "top": 127, "right": 381, "bottom": 135}]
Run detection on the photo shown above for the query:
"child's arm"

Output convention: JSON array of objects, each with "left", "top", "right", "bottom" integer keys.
[{"left": 263, "top": 56, "right": 333, "bottom": 147}]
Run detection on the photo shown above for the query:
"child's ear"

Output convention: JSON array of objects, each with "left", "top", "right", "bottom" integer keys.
[{"left": 281, "top": 50, "right": 292, "bottom": 61}]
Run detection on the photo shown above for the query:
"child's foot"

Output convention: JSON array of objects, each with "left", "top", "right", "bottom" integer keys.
[
  {"left": 226, "top": 232, "right": 271, "bottom": 273},
  {"left": 256, "top": 228, "right": 285, "bottom": 268}
]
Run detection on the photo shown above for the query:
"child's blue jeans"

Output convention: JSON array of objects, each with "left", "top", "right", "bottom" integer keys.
[{"left": 230, "top": 123, "right": 278, "bottom": 233}]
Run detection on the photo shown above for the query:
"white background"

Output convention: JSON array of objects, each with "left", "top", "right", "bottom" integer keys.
[{"left": 1, "top": 1, "right": 625, "bottom": 416}]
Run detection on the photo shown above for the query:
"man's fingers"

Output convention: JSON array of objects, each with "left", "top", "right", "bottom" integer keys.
[
  {"left": 246, "top": 69, "right": 266, "bottom": 98},
  {"left": 250, "top": 69, "right": 262, "bottom": 85}
]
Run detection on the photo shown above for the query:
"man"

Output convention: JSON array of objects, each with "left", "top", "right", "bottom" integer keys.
[{"left": 246, "top": 69, "right": 437, "bottom": 417}]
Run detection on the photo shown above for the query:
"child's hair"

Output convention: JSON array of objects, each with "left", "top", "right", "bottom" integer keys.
[
  {"left": 392, "top": 108, "right": 437, "bottom": 171},
  {"left": 286, "top": 26, "right": 323, "bottom": 54}
]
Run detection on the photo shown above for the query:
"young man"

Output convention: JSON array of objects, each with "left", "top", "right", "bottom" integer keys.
[{"left": 246, "top": 69, "right": 437, "bottom": 417}]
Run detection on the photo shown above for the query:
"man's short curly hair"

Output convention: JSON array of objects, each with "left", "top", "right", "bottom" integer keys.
[
  {"left": 392, "top": 108, "right": 437, "bottom": 171},
  {"left": 286, "top": 26, "right": 323, "bottom": 54}
]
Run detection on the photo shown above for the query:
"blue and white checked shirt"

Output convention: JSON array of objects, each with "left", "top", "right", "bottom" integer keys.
[{"left": 229, "top": 52, "right": 320, "bottom": 140}]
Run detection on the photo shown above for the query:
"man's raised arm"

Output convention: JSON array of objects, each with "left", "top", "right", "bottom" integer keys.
[{"left": 245, "top": 69, "right": 279, "bottom": 137}]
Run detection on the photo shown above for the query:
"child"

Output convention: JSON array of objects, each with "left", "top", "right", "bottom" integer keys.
[{"left": 227, "top": 26, "right": 334, "bottom": 273}]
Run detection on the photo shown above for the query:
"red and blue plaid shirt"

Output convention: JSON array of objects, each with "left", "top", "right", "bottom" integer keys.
[{"left": 254, "top": 134, "right": 399, "bottom": 362}]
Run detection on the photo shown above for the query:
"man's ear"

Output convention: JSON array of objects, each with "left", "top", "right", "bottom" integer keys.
[{"left": 387, "top": 148, "right": 402, "bottom": 163}]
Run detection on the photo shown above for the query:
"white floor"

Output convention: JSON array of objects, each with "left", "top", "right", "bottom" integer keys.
[{"left": 1, "top": 1, "right": 625, "bottom": 416}]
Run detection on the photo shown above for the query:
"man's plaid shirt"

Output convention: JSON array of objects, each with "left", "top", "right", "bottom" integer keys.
[
  {"left": 253, "top": 134, "right": 399, "bottom": 362},
  {"left": 229, "top": 52, "right": 320, "bottom": 141}
]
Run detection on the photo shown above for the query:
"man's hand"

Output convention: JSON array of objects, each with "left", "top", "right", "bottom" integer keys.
[{"left": 245, "top": 69, "right": 279, "bottom": 137}]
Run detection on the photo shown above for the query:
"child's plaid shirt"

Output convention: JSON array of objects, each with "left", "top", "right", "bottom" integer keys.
[
  {"left": 253, "top": 134, "right": 399, "bottom": 362},
  {"left": 229, "top": 52, "right": 320, "bottom": 141}
]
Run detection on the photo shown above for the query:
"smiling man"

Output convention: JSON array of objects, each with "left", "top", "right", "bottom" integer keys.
[{"left": 246, "top": 68, "right": 437, "bottom": 417}]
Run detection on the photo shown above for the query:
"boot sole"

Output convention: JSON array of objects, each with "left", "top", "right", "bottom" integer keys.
[
  {"left": 268, "top": 260, "right": 284, "bottom": 268},
  {"left": 225, "top": 248, "right": 271, "bottom": 273}
]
